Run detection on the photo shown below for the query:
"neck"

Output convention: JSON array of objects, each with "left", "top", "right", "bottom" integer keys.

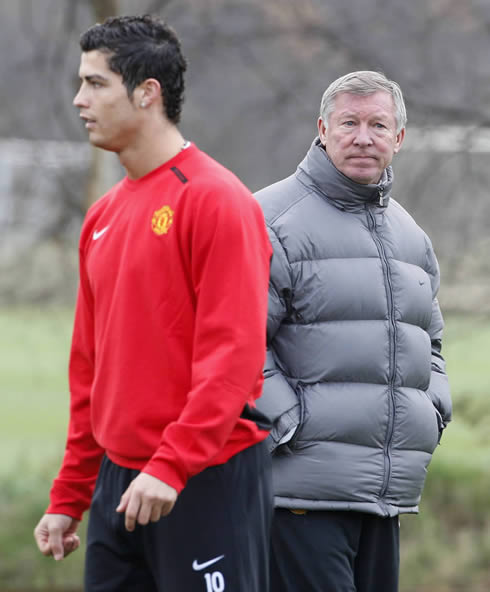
[{"left": 119, "top": 119, "right": 186, "bottom": 180}]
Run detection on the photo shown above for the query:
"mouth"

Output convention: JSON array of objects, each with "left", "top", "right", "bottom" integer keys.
[{"left": 80, "top": 115, "right": 96, "bottom": 129}]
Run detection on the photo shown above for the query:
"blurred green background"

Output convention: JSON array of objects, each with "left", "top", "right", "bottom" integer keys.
[{"left": 0, "top": 308, "right": 488, "bottom": 591}]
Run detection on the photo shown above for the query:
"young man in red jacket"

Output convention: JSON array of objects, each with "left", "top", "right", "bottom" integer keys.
[{"left": 34, "top": 15, "right": 273, "bottom": 592}]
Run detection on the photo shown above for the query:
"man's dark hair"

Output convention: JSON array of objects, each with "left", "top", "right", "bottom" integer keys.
[{"left": 80, "top": 15, "right": 187, "bottom": 124}]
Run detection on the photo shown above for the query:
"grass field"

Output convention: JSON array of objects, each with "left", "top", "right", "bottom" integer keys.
[
  {"left": 0, "top": 307, "right": 489, "bottom": 591},
  {"left": 0, "top": 307, "right": 72, "bottom": 475},
  {"left": 0, "top": 307, "right": 82, "bottom": 589},
  {"left": 400, "top": 314, "right": 490, "bottom": 592}
]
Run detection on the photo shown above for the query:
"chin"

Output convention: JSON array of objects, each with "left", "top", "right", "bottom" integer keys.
[
  {"left": 348, "top": 169, "right": 380, "bottom": 185},
  {"left": 88, "top": 134, "right": 103, "bottom": 148},
  {"left": 89, "top": 136, "right": 116, "bottom": 152}
]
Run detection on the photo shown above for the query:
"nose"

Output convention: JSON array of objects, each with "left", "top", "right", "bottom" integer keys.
[
  {"left": 353, "top": 123, "right": 373, "bottom": 146},
  {"left": 73, "top": 84, "right": 87, "bottom": 109}
]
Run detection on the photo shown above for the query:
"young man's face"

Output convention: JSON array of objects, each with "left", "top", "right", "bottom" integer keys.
[
  {"left": 73, "top": 50, "right": 141, "bottom": 152},
  {"left": 318, "top": 91, "right": 405, "bottom": 185}
]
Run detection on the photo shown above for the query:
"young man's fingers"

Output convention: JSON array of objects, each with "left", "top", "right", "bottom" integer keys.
[
  {"left": 116, "top": 482, "right": 133, "bottom": 513},
  {"left": 34, "top": 529, "right": 51, "bottom": 556},
  {"left": 47, "top": 527, "right": 65, "bottom": 561},
  {"left": 124, "top": 490, "right": 141, "bottom": 532},
  {"left": 150, "top": 504, "right": 162, "bottom": 522},
  {"left": 34, "top": 514, "right": 80, "bottom": 560},
  {"left": 62, "top": 533, "right": 81, "bottom": 557},
  {"left": 136, "top": 498, "right": 154, "bottom": 526},
  {"left": 161, "top": 499, "right": 176, "bottom": 517}
]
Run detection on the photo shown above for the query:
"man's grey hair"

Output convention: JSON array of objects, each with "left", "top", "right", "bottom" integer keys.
[{"left": 319, "top": 71, "right": 407, "bottom": 134}]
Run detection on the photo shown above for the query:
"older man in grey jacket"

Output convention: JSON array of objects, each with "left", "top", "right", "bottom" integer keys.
[{"left": 255, "top": 71, "right": 452, "bottom": 592}]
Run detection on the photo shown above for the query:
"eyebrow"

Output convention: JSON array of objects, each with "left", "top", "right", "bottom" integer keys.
[
  {"left": 337, "top": 111, "right": 391, "bottom": 120},
  {"left": 79, "top": 74, "right": 110, "bottom": 83}
]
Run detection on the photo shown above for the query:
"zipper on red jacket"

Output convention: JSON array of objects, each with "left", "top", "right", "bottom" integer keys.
[{"left": 366, "top": 205, "right": 397, "bottom": 505}]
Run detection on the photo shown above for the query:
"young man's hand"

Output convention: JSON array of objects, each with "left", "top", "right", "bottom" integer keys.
[
  {"left": 34, "top": 513, "right": 81, "bottom": 560},
  {"left": 116, "top": 473, "right": 178, "bottom": 531}
]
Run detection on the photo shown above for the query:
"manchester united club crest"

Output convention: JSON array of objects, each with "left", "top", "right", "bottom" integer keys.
[{"left": 151, "top": 205, "right": 174, "bottom": 235}]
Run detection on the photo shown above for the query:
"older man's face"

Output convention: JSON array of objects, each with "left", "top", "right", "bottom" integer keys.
[{"left": 318, "top": 91, "right": 405, "bottom": 185}]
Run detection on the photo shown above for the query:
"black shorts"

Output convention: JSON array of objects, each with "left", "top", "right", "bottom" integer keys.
[
  {"left": 270, "top": 508, "right": 399, "bottom": 592},
  {"left": 84, "top": 441, "right": 272, "bottom": 592}
]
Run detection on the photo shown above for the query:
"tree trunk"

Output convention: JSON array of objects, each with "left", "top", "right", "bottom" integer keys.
[{"left": 91, "top": 0, "right": 119, "bottom": 22}]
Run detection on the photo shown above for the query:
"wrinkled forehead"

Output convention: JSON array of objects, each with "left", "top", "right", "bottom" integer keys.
[{"left": 332, "top": 91, "right": 397, "bottom": 120}]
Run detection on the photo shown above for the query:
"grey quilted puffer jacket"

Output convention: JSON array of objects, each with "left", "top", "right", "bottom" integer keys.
[{"left": 255, "top": 138, "right": 452, "bottom": 517}]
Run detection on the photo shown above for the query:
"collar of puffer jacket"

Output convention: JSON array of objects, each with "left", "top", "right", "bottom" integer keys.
[{"left": 296, "top": 137, "right": 394, "bottom": 212}]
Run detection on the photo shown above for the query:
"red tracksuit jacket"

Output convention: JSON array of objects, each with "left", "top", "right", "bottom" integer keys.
[{"left": 48, "top": 144, "right": 272, "bottom": 520}]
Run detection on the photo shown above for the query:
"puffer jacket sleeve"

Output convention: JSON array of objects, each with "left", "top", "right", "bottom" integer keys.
[
  {"left": 425, "top": 235, "right": 452, "bottom": 431},
  {"left": 256, "top": 226, "right": 301, "bottom": 452}
]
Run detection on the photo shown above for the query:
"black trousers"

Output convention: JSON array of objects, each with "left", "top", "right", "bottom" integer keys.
[
  {"left": 270, "top": 508, "right": 399, "bottom": 592},
  {"left": 84, "top": 441, "right": 272, "bottom": 592}
]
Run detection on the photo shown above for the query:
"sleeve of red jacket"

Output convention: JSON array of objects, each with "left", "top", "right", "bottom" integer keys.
[
  {"left": 46, "top": 244, "right": 105, "bottom": 521},
  {"left": 143, "top": 180, "right": 272, "bottom": 492}
]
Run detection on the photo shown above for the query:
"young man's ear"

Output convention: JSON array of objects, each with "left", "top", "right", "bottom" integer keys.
[{"left": 136, "top": 78, "right": 162, "bottom": 109}]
